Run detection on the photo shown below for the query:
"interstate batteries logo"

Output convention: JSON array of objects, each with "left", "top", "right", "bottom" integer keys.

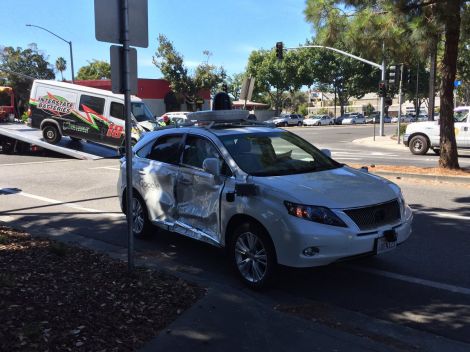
[{"left": 37, "top": 94, "right": 74, "bottom": 116}]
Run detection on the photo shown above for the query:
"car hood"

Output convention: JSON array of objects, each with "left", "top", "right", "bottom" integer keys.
[
  {"left": 138, "top": 120, "right": 158, "bottom": 131},
  {"left": 253, "top": 166, "right": 397, "bottom": 209}
]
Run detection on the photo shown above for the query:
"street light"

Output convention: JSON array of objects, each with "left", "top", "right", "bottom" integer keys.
[{"left": 26, "top": 24, "right": 75, "bottom": 83}]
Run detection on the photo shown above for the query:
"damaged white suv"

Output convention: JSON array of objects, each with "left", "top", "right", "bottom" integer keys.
[{"left": 118, "top": 111, "right": 413, "bottom": 288}]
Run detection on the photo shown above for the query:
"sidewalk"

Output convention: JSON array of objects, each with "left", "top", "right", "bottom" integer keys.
[
  {"left": 8, "top": 221, "right": 467, "bottom": 352},
  {"left": 352, "top": 136, "right": 470, "bottom": 183},
  {"left": 353, "top": 135, "right": 409, "bottom": 152}
]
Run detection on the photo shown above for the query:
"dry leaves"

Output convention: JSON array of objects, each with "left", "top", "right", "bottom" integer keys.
[{"left": 0, "top": 226, "right": 204, "bottom": 351}]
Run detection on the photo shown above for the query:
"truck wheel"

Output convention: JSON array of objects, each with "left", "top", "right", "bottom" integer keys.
[
  {"left": 229, "top": 222, "right": 277, "bottom": 289},
  {"left": 409, "top": 135, "right": 429, "bottom": 155},
  {"left": 297, "top": 121, "right": 302, "bottom": 126},
  {"left": 43, "top": 125, "right": 61, "bottom": 144},
  {"left": 432, "top": 148, "right": 440, "bottom": 156}
]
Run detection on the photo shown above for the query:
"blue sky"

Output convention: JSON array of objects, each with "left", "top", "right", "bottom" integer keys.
[{"left": 1, "top": 0, "right": 314, "bottom": 81}]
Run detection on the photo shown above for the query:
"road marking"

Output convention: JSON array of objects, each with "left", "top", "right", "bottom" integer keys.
[
  {"left": 350, "top": 265, "right": 470, "bottom": 296},
  {"left": 89, "top": 166, "right": 120, "bottom": 171},
  {"left": 0, "top": 160, "right": 72, "bottom": 167},
  {"left": 0, "top": 187, "right": 123, "bottom": 218},
  {"left": 413, "top": 210, "right": 470, "bottom": 221}
]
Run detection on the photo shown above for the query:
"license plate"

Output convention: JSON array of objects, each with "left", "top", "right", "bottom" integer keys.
[{"left": 376, "top": 236, "right": 397, "bottom": 254}]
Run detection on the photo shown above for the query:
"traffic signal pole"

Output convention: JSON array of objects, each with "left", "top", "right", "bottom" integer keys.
[{"left": 285, "top": 44, "right": 385, "bottom": 135}]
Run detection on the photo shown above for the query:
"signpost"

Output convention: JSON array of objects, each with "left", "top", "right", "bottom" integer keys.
[{"left": 94, "top": 0, "right": 148, "bottom": 271}]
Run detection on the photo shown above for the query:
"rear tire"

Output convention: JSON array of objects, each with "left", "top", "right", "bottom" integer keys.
[
  {"left": 229, "top": 222, "right": 277, "bottom": 290},
  {"left": 432, "top": 148, "right": 440, "bottom": 156},
  {"left": 297, "top": 121, "right": 302, "bottom": 126},
  {"left": 42, "top": 125, "right": 61, "bottom": 144},
  {"left": 409, "top": 135, "right": 429, "bottom": 155}
]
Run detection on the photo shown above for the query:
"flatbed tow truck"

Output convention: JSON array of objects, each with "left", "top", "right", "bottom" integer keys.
[{"left": 0, "top": 122, "right": 118, "bottom": 160}]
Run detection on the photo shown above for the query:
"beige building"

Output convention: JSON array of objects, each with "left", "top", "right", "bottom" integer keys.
[{"left": 307, "top": 91, "right": 439, "bottom": 117}]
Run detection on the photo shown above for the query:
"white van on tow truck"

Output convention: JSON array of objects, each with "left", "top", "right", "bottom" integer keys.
[{"left": 28, "top": 80, "right": 157, "bottom": 148}]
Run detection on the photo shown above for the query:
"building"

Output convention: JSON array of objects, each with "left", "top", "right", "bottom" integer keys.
[
  {"left": 308, "top": 91, "right": 439, "bottom": 117},
  {"left": 75, "top": 79, "right": 210, "bottom": 117}
]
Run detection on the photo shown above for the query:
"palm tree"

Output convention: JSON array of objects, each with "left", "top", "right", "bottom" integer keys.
[{"left": 55, "top": 57, "right": 67, "bottom": 81}]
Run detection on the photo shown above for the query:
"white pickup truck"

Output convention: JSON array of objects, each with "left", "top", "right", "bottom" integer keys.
[{"left": 403, "top": 106, "right": 470, "bottom": 155}]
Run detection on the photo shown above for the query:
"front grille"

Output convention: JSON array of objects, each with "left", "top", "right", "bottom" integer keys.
[{"left": 343, "top": 199, "right": 401, "bottom": 231}]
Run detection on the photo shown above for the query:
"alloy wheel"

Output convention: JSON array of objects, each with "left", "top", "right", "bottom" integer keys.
[
  {"left": 132, "top": 197, "right": 145, "bottom": 235},
  {"left": 235, "top": 232, "right": 268, "bottom": 283}
]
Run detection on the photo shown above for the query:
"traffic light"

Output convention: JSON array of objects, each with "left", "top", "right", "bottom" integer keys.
[
  {"left": 402, "top": 66, "right": 411, "bottom": 88},
  {"left": 387, "top": 65, "right": 400, "bottom": 86},
  {"left": 379, "top": 81, "right": 387, "bottom": 97},
  {"left": 276, "top": 42, "right": 284, "bottom": 61}
]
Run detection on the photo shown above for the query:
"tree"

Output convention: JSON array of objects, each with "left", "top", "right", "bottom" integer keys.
[
  {"left": 153, "top": 34, "right": 226, "bottom": 111},
  {"left": 55, "top": 57, "right": 67, "bottom": 81},
  {"left": 246, "top": 48, "right": 311, "bottom": 114},
  {"left": 0, "top": 43, "right": 55, "bottom": 104},
  {"left": 304, "top": 0, "right": 465, "bottom": 169},
  {"left": 226, "top": 73, "right": 245, "bottom": 101},
  {"left": 76, "top": 60, "right": 111, "bottom": 80}
]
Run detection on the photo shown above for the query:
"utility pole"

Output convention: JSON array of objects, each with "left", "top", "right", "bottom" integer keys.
[
  {"left": 415, "top": 61, "right": 420, "bottom": 118},
  {"left": 380, "top": 42, "right": 385, "bottom": 136},
  {"left": 397, "top": 63, "right": 404, "bottom": 144}
]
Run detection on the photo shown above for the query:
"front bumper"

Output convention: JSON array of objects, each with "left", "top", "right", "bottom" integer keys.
[
  {"left": 275, "top": 205, "right": 413, "bottom": 268},
  {"left": 403, "top": 134, "right": 410, "bottom": 146}
]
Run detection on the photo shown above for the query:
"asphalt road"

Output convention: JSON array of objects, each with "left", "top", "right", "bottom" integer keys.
[
  {"left": 1, "top": 152, "right": 470, "bottom": 346},
  {"left": 288, "top": 124, "right": 470, "bottom": 168}
]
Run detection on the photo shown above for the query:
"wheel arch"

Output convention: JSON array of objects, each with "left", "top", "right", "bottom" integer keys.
[{"left": 40, "top": 118, "right": 62, "bottom": 135}]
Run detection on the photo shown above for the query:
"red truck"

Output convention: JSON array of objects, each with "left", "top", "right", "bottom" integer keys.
[{"left": 0, "top": 86, "right": 17, "bottom": 122}]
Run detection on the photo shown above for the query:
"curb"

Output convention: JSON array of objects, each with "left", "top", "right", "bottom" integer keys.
[{"left": 372, "top": 170, "right": 470, "bottom": 184}]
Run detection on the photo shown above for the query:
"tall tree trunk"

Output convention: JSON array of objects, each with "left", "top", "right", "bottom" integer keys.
[
  {"left": 428, "top": 36, "right": 437, "bottom": 121},
  {"left": 439, "top": 0, "right": 461, "bottom": 169}
]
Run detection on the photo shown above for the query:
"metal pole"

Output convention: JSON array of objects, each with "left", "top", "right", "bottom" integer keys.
[
  {"left": 69, "top": 41, "right": 75, "bottom": 83},
  {"left": 397, "top": 64, "right": 404, "bottom": 144},
  {"left": 380, "top": 42, "right": 385, "bottom": 136},
  {"left": 25, "top": 24, "right": 75, "bottom": 83},
  {"left": 415, "top": 61, "right": 420, "bottom": 118},
  {"left": 122, "top": 0, "right": 134, "bottom": 271}
]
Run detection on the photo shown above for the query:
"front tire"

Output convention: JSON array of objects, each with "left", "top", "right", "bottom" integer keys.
[
  {"left": 42, "top": 125, "right": 61, "bottom": 144},
  {"left": 229, "top": 222, "right": 277, "bottom": 289},
  {"left": 409, "top": 135, "right": 429, "bottom": 155}
]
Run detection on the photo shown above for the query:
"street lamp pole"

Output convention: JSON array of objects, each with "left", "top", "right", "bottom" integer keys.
[
  {"left": 26, "top": 24, "right": 75, "bottom": 83},
  {"left": 287, "top": 44, "right": 385, "bottom": 135}
]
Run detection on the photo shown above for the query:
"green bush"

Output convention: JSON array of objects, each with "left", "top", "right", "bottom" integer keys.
[{"left": 399, "top": 123, "right": 408, "bottom": 136}]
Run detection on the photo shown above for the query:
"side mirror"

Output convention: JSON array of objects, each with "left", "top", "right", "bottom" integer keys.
[
  {"left": 203, "top": 158, "right": 221, "bottom": 177},
  {"left": 321, "top": 149, "right": 331, "bottom": 158}
]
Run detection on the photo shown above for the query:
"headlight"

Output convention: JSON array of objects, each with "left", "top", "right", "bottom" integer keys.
[{"left": 284, "top": 201, "right": 347, "bottom": 227}]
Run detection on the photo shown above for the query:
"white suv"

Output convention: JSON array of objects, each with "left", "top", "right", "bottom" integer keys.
[{"left": 118, "top": 111, "right": 413, "bottom": 288}]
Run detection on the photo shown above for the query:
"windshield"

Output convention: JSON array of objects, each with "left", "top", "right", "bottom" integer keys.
[
  {"left": 454, "top": 110, "right": 469, "bottom": 122},
  {"left": 131, "top": 102, "right": 155, "bottom": 122},
  {"left": 220, "top": 131, "right": 341, "bottom": 176}
]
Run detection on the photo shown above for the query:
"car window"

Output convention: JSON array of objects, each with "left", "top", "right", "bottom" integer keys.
[
  {"left": 182, "top": 135, "right": 223, "bottom": 169},
  {"left": 141, "top": 134, "right": 183, "bottom": 164},
  {"left": 110, "top": 102, "right": 124, "bottom": 120},
  {"left": 221, "top": 131, "right": 341, "bottom": 176},
  {"left": 79, "top": 95, "right": 105, "bottom": 115}
]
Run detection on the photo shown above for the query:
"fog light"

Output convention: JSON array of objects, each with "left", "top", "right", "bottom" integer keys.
[{"left": 302, "top": 247, "right": 319, "bottom": 256}]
